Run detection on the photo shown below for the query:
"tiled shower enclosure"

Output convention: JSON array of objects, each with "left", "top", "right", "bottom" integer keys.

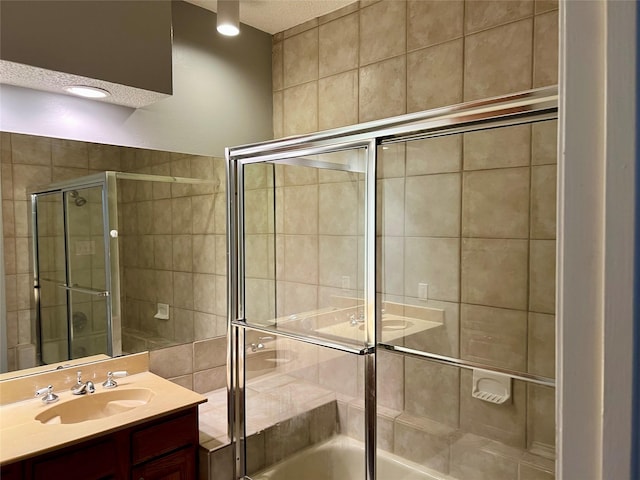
[{"left": 228, "top": 87, "right": 557, "bottom": 480}]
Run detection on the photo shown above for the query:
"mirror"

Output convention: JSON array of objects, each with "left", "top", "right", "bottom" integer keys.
[{"left": 1, "top": 132, "right": 228, "bottom": 378}]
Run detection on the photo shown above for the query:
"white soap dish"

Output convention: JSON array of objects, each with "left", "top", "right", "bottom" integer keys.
[
  {"left": 154, "top": 303, "right": 169, "bottom": 320},
  {"left": 472, "top": 369, "right": 511, "bottom": 405}
]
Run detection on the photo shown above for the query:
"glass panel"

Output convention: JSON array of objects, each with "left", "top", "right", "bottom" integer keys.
[
  {"left": 377, "top": 120, "right": 558, "bottom": 379},
  {"left": 36, "top": 192, "right": 65, "bottom": 283},
  {"left": 39, "top": 280, "right": 69, "bottom": 364},
  {"left": 65, "top": 186, "right": 110, "bottom": 358},
  {"left": 36, "top": 192, "right": 68, "bottom": 364},
  {"left": 69, "top": 290, "right": 108, "bottom": 358},
  {"left": 377, "top": 119, "right": 557, "bottom": 478},
  {"left": 66, "top": 186, "right": 106, "bottom": 291},
  {"left": 245, "top": 332, "right": 367, "bottom": 479},
  {"left": 242, "top": 147, "right": 369, "bottom": 350},
  {"left": 376, "top": 352, "right": 555, "bottom": 479}
]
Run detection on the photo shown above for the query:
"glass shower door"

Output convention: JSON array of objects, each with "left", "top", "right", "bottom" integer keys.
[
  {"left": 64, "top": 185, "right": 110, "bottom": 359},
  {"left": 36, "top": 192, "right": 68, "bottom": 364},
  {"left": 227, "top": 86, "right": 558, "bottom": 480},
  {"left": 35, "top": 183, "right": 113, "bottom": 364},
  {"left": 232, "top": 144, "right": 377, "bottom": 480},
  {"left": 376, "top": 120, "right": 557, "bottom": 479}
]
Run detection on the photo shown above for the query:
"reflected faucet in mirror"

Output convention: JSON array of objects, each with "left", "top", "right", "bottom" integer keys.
[{"left": 249, "top": 336, "right": 274, "bottom": 352}]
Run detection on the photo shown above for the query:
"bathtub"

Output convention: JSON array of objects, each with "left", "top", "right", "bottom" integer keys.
[{"left": 250, "top": 435, "right": 445, "bottom": 480}]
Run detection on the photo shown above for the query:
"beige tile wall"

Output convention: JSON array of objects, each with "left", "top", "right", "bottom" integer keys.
[
  {"left": 117, "top": 151, "right": 227, "bottom": 354},
  {"left": 115, "top": 148, "right": 228, "bottom": 391},
  {"left": 375, "top": 96, "right": 557, "bottom": 480},
  {"left": 268, "top": 1, "right": 558, "bottom": 479},
  {"left": 243, "top": 158, "right": 366, "bottom": 326},
  {"left": 273, "top": 0, "right": 558, "bottom": 134}
]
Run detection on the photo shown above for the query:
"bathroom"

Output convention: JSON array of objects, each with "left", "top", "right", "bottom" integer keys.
[{"left": 0, "top": 1, "right": 637, "bottom": 480}]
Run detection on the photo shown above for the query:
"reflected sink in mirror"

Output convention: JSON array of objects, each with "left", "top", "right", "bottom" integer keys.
[
  {"left": 35, "top": 388, "right": 155, "bottom": 425},
  {"left": 246, "top": 349, "right": 297, "bottom": 373},
  {"left": 315, "top": 312, "right": 442, "bottom": 344},
  {"left": 358, "top": 317, "right": 414, "bottom": 331}
]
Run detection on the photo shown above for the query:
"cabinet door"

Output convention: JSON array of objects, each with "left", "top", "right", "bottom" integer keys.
[
  {"left": 131, "top": 447, "right": 195, "bottom": 480},
  {"left": 29, "top": 436, "right": 127, "bottom": 480},
  {"left": 1, "top": 462, "right": 23, "bottom": 480}
]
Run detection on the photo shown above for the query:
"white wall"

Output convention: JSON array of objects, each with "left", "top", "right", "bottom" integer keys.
[
  {"left": 558, "top": 1, "right": 636, "bottom": 478},
  {"left": 0, "top": 1, "right": 273, "bottom": 157}
]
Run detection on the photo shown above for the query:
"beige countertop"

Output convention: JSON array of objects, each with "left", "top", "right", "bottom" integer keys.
[{"left": 0, "top": 371, "right": 206, "bottom": 465}]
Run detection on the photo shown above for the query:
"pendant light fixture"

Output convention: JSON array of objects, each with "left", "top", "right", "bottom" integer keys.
[{"left": 217, "top": 0, "right": 240, "bottom": 36}]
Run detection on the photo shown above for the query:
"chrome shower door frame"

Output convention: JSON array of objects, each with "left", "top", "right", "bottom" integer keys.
[
  {"left": 227, "top": 85, "right": 559, "bottom": 480},
  {"left": 227, "top": 138, "right": 378, "bottom": 480},
  {"left": 30, "top": 172, "right": 122, "bottom": 363}
]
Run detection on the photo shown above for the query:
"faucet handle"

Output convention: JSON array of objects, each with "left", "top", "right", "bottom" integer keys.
[
  {"left": 76, "top": 370, "right": 83, "bottom": 384},
  {"left": 35, "top": 385, "right": 59, "bottom": 404},
  {"left": 102, "top": 371, "right": 128, "bottom": 389}
]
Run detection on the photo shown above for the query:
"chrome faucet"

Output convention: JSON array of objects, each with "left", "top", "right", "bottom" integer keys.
[
  {"left": 71, "top": 371, "right": 95, "bottom": 395},
  {"left": 102, "top": 371, "right": 128, "bottom": 389},
  {"left": 349, "top": 312, "right": 365, "bottom": 326},
  {"left": 35, "top": 385, "right": 59, "bottom": 404},
  {"left": 250, "top": 336, "right": 274, "bottom": 352}
]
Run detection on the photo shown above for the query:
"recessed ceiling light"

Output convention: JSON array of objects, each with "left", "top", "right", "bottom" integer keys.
[{"left": 64, "top": 85, "right": 110, "bottom": 99}]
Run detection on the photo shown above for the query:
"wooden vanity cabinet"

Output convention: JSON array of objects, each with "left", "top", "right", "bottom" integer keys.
[
  {"left": 3, "top": 407, "right": 199, "bottom": 480},
  {"left": 0, "top": 461, "right": 23, "bottom": 480},
  {"left": 130, "top": 407, "right": 199, "bottom": 480},
  {"left": 132, "top": 447, "right": 195, "bottom": 480}
]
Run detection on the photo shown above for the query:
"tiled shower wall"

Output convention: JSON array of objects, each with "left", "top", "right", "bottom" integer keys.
[
  {"left": 368, "top": 120, "right": 557, "bottom": 478},
  {"left": 269, "top": 0, "right": 558, "bottom": 479},
  {"left": 118, "top": 153, "right": 228, "bottom": 393},
  {"left": 272, "top": 0, "right": 557, "bottom": 134},
  {"left": 243, "top": 159, "right": 366, "bottom": 325},
  {"left": 0, "top": 132, "right": 227, "bottom": 392}
]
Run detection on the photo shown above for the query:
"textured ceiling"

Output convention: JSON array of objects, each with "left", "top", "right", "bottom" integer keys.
[
  {"left": 0, "top": 60, "right": 169, "bottom": 108},
  {"left": 184, "top": 0, "right": 357, "bottom": 34}
]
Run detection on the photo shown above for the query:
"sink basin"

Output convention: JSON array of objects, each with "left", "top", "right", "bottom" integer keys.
[{"left": 35, "top": 388, "right": 155, "bottom": 425}]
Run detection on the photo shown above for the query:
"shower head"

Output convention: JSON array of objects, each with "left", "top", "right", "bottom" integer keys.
[{"left": 69, "top": 190, "right": 87, "bottom": 207}]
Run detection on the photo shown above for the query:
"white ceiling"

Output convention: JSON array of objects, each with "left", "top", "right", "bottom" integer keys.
[{"left": 184, "top": 0, "right": 357, "bottom": 34}]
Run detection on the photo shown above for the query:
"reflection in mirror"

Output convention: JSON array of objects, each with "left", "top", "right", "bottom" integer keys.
[
  {"left": 243, "top": 147, "right": 370, "bottom": 350},
  {"left": 1, "top": 132, "right": 227, "bottom": 379},
  {"left": 116, "top": 174, "right": 225, "bottom": 353},
  {"left": 36, "top": 192, "right": 69, "bottom": 364}
]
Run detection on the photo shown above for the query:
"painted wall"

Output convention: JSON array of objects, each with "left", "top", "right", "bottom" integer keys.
[
  {"left": 0, "top": 0, "right": 272, "bottom": 374},
  {"left": 0, "top": 1, "right": 273, "bottom": 158},
  {"left": 1, "top": 1, "right": 173, "bottom": 94}
]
